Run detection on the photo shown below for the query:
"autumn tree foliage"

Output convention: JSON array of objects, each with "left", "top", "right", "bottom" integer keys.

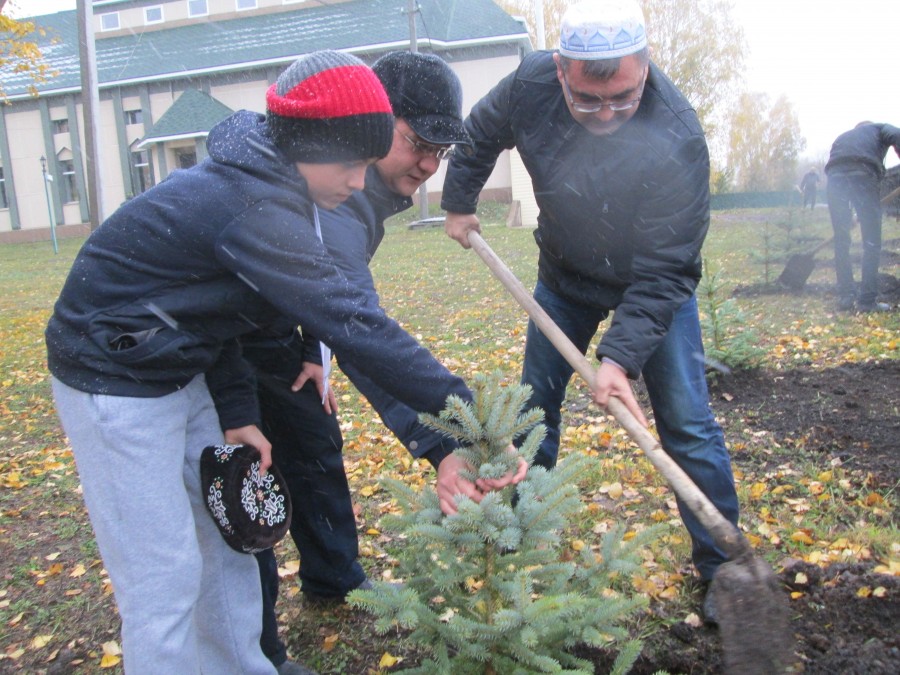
[
  {"left": 349, "top": 374, "right": 653, "bottom": 675},
  {"left": 0, "top": 1, "right": 57, "bottom": 101},
  {"left": 727, "top": 92, "right": 806, "bottom": 191}
]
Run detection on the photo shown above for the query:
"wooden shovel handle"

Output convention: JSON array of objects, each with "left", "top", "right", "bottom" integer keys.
[
  {"left": 881, "top": 184, "right": 900, "bottom": 206},
  {"left": 467, "top": 231, "right": 748, "bottom": 557}
]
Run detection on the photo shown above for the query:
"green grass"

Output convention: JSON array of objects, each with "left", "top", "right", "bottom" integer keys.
[{"left": 0, "top": 204, "right": 897, "bottom": 672}]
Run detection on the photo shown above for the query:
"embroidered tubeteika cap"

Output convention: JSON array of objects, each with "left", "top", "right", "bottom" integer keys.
[
  {"left": 201, "top": 444, "right": 292, "bottom": 554},
  {"left": 559, "top": 0, "right": 648, "bottom": 60}
]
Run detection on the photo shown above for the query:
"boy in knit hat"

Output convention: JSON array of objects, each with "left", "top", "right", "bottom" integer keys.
[{"left": 46, "top": 50, "right": 524, "bottom": 674}]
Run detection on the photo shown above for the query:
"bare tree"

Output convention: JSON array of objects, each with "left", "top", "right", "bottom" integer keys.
[{"left": 496, "top": 0, "right": 570, "bottom": 51}]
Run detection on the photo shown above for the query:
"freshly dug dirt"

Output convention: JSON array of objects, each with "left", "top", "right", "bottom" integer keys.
[{"left": 589, "top": 361, "right": 900, "bottom": 674}]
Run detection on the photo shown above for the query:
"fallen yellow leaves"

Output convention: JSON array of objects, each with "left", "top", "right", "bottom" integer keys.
[
  {"left": 323, "top": 633, "right": 339, "bottom": 653},
  {"left": 379, "top": 651, "right": 402, "bottom": 668},
  {"left": 873, "top": 560, "right": 900, "bottom": 576},
  {"left": 278, "top": 559, "right": 300, "bottom": 579},
  {"left": 1, "top": 471, "right": 27, "bottom": 489},
  {"left": 31, "top": 635, "right": 52, "bottom": 649},
  {"left": 99, "top": 640, "right": 121, "bottom": 668},
  {"left": 855, "top": 586, "right": 887, "bottom": 598},
  {"left": 791, "top": 530, "right": 815, "bottom": 546},
  {"left": 599, "top": 482, "right": 623, "bottom": 500},
  {"left": 749, "top": 482, "right": 767, "bottom": 500}
]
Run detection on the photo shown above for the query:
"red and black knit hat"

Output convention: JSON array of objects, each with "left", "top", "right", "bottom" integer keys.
[{"left": 266, "top": 50, "right": 394, "bottom": 163}]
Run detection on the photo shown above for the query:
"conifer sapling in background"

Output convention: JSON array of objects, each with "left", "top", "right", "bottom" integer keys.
[{"left": 349, "top": 373, "right": 655, "bottom": 675}]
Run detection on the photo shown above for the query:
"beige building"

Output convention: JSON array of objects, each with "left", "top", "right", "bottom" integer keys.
[{"left": 0, "top": 0, "right": 533, "bottom": 240}]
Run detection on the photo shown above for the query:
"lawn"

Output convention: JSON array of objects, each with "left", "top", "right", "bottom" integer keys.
[{"left": 0, "top": 204, "right": 897, "bottom": 673}]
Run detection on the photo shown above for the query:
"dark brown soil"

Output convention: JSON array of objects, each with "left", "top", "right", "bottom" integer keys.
[{"left": 601, "top": 360, "right": 900, "bottom": 675}]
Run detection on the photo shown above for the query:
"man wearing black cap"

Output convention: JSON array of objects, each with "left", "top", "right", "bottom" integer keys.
[{"left": 239, "top": 52, "right": 482, "bottom": 673}]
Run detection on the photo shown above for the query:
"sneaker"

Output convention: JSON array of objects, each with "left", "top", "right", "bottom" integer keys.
[
  {"left": 276, "top": 660, "right": 319, "bottom": 675},
  {"left": 856, "top": 301, "right": 891, "bottom": 313},
  {"left": 702, "top": 583, "right": 718, "bottom": 627}
]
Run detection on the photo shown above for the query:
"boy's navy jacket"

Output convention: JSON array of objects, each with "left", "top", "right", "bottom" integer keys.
[
  {"left": 235, "top": 167, "right": 460, "bottom": 466},
  {"left": 46, "top": 111, "right": 471, "bottom": 425}
]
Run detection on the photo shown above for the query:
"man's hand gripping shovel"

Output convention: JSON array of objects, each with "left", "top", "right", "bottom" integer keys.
[{"left": 467, "top": 231, "right": 793, "bottom": 674}]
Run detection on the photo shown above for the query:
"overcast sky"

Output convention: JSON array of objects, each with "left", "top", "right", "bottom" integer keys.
[{"left": 8, "top": 0, "right": 900, "bottom": 167}]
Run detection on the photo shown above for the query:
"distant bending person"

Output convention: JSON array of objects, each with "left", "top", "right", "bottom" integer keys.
[{"left": 825, "top": 121, "right": 900, "bottom": 312}]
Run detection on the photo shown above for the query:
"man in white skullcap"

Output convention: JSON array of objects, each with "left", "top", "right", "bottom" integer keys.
[{"left": 441, "top": 0, "right": 740, "bottom": 624}]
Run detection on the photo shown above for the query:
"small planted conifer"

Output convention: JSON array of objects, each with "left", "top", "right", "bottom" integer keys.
[{"left": 349, "top": 373, "right": 654, "bottom": 675}]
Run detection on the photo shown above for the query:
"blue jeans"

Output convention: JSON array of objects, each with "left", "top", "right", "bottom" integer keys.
[
  {"left": 521, "top": 282, "right": 740, "bottom": 580},
  {"left": 827, "top": 170, "right": 883, "bottom": 306}
]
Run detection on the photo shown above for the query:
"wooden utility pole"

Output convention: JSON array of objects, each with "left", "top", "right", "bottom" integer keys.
[
  {"left": 533, "top": 0, "right": 546, "bottom": 49},
  {"left": 77, "top": 0, "right": 105, "bottom": 229},
  {"left": 407, "top": 0, "right": 429, "bottom": 221}
]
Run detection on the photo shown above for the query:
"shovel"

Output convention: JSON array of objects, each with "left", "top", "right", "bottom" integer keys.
[
  {"left": 776, "top": 236, "right": 833, "bottom": 291},
  {"left": 777, "top": 184, "right": 900, "bottom": 290},
  {"left": 467, "top": 231, "right": 793, "bottom": 674}
]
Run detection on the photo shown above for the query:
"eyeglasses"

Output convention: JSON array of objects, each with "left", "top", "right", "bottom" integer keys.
[
  {"left": 560, "top": 71, "right": 643, "bottom": 113},
  {"left": 397, "top": 130, "right": 454, "bottom": 160}
]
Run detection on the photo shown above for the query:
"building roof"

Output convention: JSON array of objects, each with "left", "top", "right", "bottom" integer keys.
[
  {"left": 136, "top": 89, "right": 235, "bottom": 148},
  {"left": 2, "top": 0, "right": 530, "bottom": 100}
]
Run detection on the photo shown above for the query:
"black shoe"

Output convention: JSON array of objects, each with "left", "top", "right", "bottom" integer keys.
[
  {"left": 303, "top": 577, "right": 401, "bottom": 604},
  {"left": 702, "top": 583, "right": 718, "bottom": 627},
  {"left": 856, "top": 301, "right": 891, "bottom": 313}
]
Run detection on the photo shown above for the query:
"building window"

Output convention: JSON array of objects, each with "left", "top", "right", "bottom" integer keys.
[
  {"left": 52, "top": 118, "right": 69, "bottom": 134},
  {"left": 174, "top": 148, "right": 197, "bottom": 170},
  {"left": 58, "top": 159, "right": 79, "bottom": 203},
  {"left": 145, "top": 6, "right": 164, "bottom": 24},
  {"left": 188, "top": 0, "right": 208, "bottom": 17},
  {"left": 131, "top": 150, "right": 154, "bottom": 195},
  {"left": 125, "top": 109, "right": 143, "bottom": 125},
  {"left": 0, "top": 167, "right": 8, "bottom": 210},
  {"left": 100, "top": 12, "right": 120, "bottom": 31},
  {"left": 236, "top": 0, "right": 258, "bottom": 9}
]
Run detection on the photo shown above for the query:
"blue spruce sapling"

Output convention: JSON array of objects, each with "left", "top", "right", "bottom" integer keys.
[{"left": 348, "top": 373, "right": 654, "bottom": 674}]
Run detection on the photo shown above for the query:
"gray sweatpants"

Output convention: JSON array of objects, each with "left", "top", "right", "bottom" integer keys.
[{"left": 51, "top": 375, "right": 276, "bottom": 675}]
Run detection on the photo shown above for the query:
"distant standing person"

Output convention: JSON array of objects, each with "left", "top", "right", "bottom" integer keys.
[
  {"left": 799, "top": 168, "right": 819, "bottom": 209},
  {"left": 825, "top": 121, "right": 900, "bottom": 312}
]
